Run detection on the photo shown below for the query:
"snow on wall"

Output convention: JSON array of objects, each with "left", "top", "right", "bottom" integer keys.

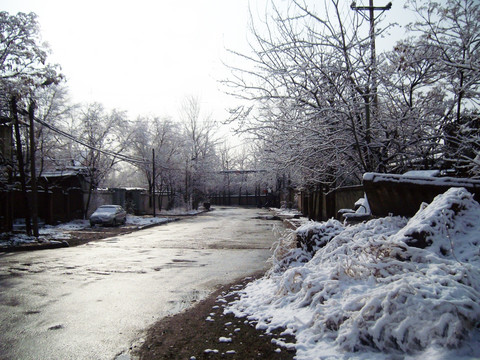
[
  {"left": 363, "top": 172, "right": 480, "bottom": 188},
  {"left": 226, "top": 187, "right": 480, "bottom": 359}
]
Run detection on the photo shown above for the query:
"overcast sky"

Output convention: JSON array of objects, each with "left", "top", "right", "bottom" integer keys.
[
  {"left": 2, "top": 0, "right": 409, "bottom": 122},
  {"left": 2, "top": 0, "right": 261, "bottom": 121}
]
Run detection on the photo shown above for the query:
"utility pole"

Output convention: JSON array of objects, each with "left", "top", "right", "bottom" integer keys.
[
  {"left": 351, "top": 0, "right": 392, "bottom": 165},
  {"left": 152, "top": 148, "right": 156, "bottom": 217},
  {"left": 28, "top": 100, "right": 39, "bottom": 238},
  {"left": 10, "top": 96, "right": 32, "bottom": 236}
]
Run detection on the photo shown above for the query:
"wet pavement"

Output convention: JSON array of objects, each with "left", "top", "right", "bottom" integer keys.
[{"left": 0, "top": 207, "right": 283, "bottom": 360}]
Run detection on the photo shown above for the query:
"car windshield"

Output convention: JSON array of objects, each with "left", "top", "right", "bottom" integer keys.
[{"left": 96, "top": 207, "right": 117, "bottom": 213}]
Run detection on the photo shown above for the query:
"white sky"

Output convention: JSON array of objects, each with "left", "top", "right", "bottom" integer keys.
[
  {"left": 2, "top": 0, "right": 410, "bottom": 122},
  {"left": 2, "top": 0, "right": 260, "bottom": 121}
]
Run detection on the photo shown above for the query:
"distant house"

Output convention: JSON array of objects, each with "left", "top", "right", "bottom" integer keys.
[{"left": 38, "top": 167, "right": 90, "bottom": 192}]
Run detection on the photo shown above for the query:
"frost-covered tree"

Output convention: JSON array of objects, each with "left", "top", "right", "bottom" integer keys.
[
  {"left": 128, "top": 115, "right": 184, "bottom": 210},
  {"left": 407, "top": 0, "right": 480, "bottom": 123},
  {"left": 225, "top": 0, "right": 480, "bottom": 187},
  {"left": 224, "top": 0, "right": 394, "bottom": 189},
  {"left": 379, "top": 38, "right": 447, "bottom": 172},
  {"left": 0, "top": 12, "right": 60, "bottom": 97},
  {"left": 31, "top": 85, "right": 74, "bottom": 173},
  {"left": 68, "top": 103, "right": 129, "bottom": 217},
  {"left": 179, "top": 96, "right": 219, "bottom": 209},
  {"left": 217, "top": 142, "right": 259, "bottom": 197},
  {"left": 406, "top": 0, "right": 480, "bottom": 176},
  {"left": 0, "top": 11, "right": 61, "bottom": 234}
]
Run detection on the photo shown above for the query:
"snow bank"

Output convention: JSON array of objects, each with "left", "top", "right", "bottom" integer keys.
[
  {"left": 125, "top": 215, "right": 171, "bottom": 226},
  {"left": 1, "top": 215, "right": 172, "bottom": 248},
  {"left": 40, "top": 219, "right": 90, "bottom": 240},
  {"left": 392, "top": 187, "right": 480, "bottom": 263},
  {"left": 226, "top": 187, "right": 480, "bottom": 359}
]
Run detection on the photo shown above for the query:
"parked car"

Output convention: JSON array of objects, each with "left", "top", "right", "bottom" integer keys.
[{"left": 89, "top": 205, "right": 127, "bottom": 227}]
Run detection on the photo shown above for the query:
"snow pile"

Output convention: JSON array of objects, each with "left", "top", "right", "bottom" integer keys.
[
  {"left": 392, "top": 188, "right": 480, "bottom": 263},
  {"left": 1, "top": 233, "right": 41, "bottom": 247},
  {"left": 271, "top": 219, "right": 344, "bottom": 270},
  {"left": 40, "top": 219, "right": 91, "bottom": 240},
  {"left": 274, "top": 207, "right": 303, "bottom": 217},
  {"left": 125, "top": 215, "right": 171, "bottom": 227},
  {"left": 0, "top": 215, "right": 173, "bottom": 248},
  {"left": 296, "top": 219, "right": 344, "bottom": 251},
  {"left": 226, "top": 187, "right": 480, "bottom": 359}
]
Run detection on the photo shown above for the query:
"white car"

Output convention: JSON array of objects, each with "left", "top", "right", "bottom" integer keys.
[{"left": 89, "top": 205, "right": 127, "bottom": 227}]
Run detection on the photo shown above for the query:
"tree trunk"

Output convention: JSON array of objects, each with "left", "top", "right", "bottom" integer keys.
[{"left": 84, "top": 182, "right": 94, "bottom": 220}]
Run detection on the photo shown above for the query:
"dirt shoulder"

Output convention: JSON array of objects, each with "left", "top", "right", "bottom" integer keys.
[
  {"left": 133, "top": 271, "right": 296, "bottom": 360},
  {"left": 0, "top": 225, "right": 148, "bottom": 251},
  {"left": 62, "top": 224, "right": 147, "bottom": 247},
  {"left": 0, "top": 217, "right": 182, "bottom": 251}
]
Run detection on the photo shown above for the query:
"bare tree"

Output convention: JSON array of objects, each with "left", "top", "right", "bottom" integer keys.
[
  {"left": 128, "top": 115, "right": 184, "bottom": 211},
  {"left": 31, "top": 85, "right": 74, "bottom": 173},
  {"left": 224, "top": 0, "right": 391, "bottom": 189},
  {"left": 69, "top": 103, "right": 129, "bottom": 217},
  {"left": 406, "top": 0, "right": 480, "bottom": 176},
  {"left": 0, "top": 11, "right": 61, "bottom": 235},
  {"left": 378, "top": 38, "right": 447, "bottom": 172},
  {"left": 179, "top": 96, "right": 219, "bottom": 209}
]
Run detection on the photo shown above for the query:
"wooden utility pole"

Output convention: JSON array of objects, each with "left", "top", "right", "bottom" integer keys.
[
  {"left": 10, "top": 96, "right": 33, "bottom": 236},
  {"left": 351, "top": 0, "right": 392, "bottom": 163},
  {"left": 152, "top": 148, "right": 156, "bottom": 217},
  {"left": 28, "top": 100, "right": 39, "bottom": 238},
  {"left": 351, "top": 1, "right": 392, "bottom": 87}
]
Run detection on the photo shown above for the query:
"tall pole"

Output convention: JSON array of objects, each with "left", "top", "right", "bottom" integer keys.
[
  {"left": 28, "top": 100, "right": 39, "bottom": 237},
  {"left": 152, "top": 148, "right": 156, "bottom": 217},
  {"left": 10, "top": 96, "right": 32, "bottom": 236},
  {"left": 351, "top": 0, "right": 392, "bottom": 110},
  {"left": 351, "top": 1, "right": 392, "bottom": 162}
]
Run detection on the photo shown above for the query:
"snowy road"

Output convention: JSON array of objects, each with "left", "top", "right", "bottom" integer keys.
[{"left": 0, "top": 207, "right": 282, "bottom": 360}]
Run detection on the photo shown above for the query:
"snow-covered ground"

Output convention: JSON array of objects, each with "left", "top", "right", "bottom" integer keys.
[
  {"left": 0, "top": 214, "right": 177, "bottom": 248},
  {"left": 226, "top": 187, "right": 480, "bottom": 359}
]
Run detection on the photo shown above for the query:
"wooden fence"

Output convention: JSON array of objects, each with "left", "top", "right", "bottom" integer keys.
[
  {"left": 0, "top": 187, "right": 84, "bottom": 232},
  {"left": 297, "top": 185, "right": 365, "bottom": 221},
  {"left": 209, "top": 193, "right": 279, "bottom": 208}
]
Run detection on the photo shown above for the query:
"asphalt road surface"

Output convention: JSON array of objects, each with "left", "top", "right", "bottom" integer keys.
[{"left": 0, "top": 207, "right": 283, "bottom": 360}]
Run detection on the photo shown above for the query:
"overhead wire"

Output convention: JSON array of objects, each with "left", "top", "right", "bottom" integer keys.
[
  {"left": 29, "top": 113, "right": 261, "bottom": 174},
  {"left": 32, "top": 115, "right": 151, "bottom": 166}
]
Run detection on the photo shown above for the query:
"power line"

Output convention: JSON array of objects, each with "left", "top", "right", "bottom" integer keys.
[
  {"left": 32, "top": 115, "right": 191, "bottom": 173},
  {"left": 219, "top": 169, "right": 267, "bottom": 174},
  {"left": 32, "top": 115, "right": 151, "bottom": 166}
]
